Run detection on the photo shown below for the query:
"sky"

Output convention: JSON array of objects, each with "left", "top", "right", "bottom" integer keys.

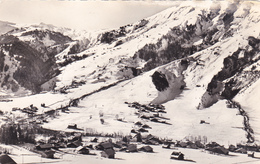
[{"left": 0, "top": 0, "right": 175, "bottom": 31}]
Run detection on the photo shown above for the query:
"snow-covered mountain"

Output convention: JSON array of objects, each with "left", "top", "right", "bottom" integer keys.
[
  {"left": 0, "top": 23, "right": 74, "bottom": 95},
  {"left": 0, "top": 0, "right": 260, "bottom": 151},
  {"left": 0, "top": 20, "right": 16, "bottom": 35}
]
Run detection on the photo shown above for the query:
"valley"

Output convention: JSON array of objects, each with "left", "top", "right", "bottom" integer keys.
[{"left": 0, "top": 1, "right": 260, "bottom": 163}]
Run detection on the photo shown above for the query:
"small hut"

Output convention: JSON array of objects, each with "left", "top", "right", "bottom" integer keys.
[
  {"left": 248, "top": 151, "right": 255, "bottom": 157},
  {"left": 67, "top": 123, "right": 77, "bottom": 129}
]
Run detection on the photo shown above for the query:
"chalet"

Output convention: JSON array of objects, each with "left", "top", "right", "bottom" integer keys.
[
  {"left": 67, "top": 123, "right": 77, "bottom": 129},
  {"left": 206, "top": 142, "right": 220, "bottom": 148},
  {"left": 176, "top": 141, "right": 188, "bottom": 148},
  {"left": 68, "top": 135, "right": 82, "bottom": 142},
  {"left": 139, "top": 146, "right": 153, "bottom": 152},
  {"left": 96, "top": 142, "right": 113, "bottom": 150},
  {"left": 45, "top": 110, "right": 56, "bottom": 115},
  {"left": 171, "top": 151, "right": 184, "bottom": 160},
  {"left": 142, "top": 124, "right": 151, "bottom": 129},
  {"left": 145, "top": 134, "right": 154, "bottom": 140},
  {"left": 210, "top": 146, "right": 229, "bottom": 155},
  {"left": 138, "top": 128, "right": 148, "bottom": 133},
  {"left": 114, "top": 141, "right": 127, "bottom": 148},
  {"left": 143, "top": 134, "right": 162, "bottom": 145},
  {"left": 186, "top": 141, "right": 198, "bottom": 149},
  {"left": 135, "top": 121, "right": 142, "bottom": 126},
  {"left": 163, "top": 143, "right": 173, "bottom": 149},
  {"left": 229, "top": 144, "right": 237, "bottom": 152},
  {"left": 235, "top": 148, "right": 247, "bottom": 154},
  {"left": 237, "top": 144, "right": 260, "bottom": 152},
  {"left": 126, "top": 144, "right": 138, "bottom": 152},
  {"left": 86, "top": 144, "right": 94, "bottom": 149},
  {"left": 91, "top": 138, "right": 98, "bottom": 142},
  {"left": 158, "top": 109, "right": 167, "bottom": 113},
  {"left": 67, "top": 140, "right": 82, "bottom": 148},
  {"left": 41, "top": 150, "right": 55, "bottom": 159},
  {"left": 150, "top": 118, "right": 159, "bottom": 122},
  {"left": 76, "top": 146, "right": 90, "bottom": 155},
  {"left": 195, "top": 141, "right": 205, "bottom": 148},
  {"left": 37, "top": 139, "right": 45, "bottom": 144},
  {"left": 57, "top": 142, "right": 67, "bottom": 148},
  {"left": 131, "top": 129, "right": 138, "bottom": 133},
  {"left": 101, "top": 148, "right": 115, "bottom": 159},
  {"left": 200, "top": 120, "right": 209, "bottom": 124},
  {"left": 140, "top": 115, "right": 150, "bottom": 120},
  {"left": 122, "top": 136, "right": 130, "bottom": 144},
  {"left": 36, "top": 143, "right": 54, "bottom": 150},
  {"left": 113, "top": 142, "right": 122, "bottom": 149},
  {"left": 134, "top": 133, "right": 142, "bottom": 142},
  {"left": 248, "top": 151, "right": 255, "bottom": 157}
]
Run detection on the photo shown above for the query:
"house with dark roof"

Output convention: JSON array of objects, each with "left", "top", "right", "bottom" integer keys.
[
  {"left": 41, "top": 150, "right": 55, "bottom": 158},
  {"left": 209, "top": 146, "right": 229, "bottom": 155},
  {"left": 101, "top": 149, "right": 115, "bottom": 159},
  {"left": 67, "top": 123, "right": 77, "bottom": 129},
  {"left": 36, "top": 143, "right": 54, "bottom": 150},
  {"left": 0, "top": 154, "right": 17, "bottom": 164},
  {"left": 67, "top": 140, "right": 82, "bottom": 148},
  {"left": 139, "top": 146, "right": 153, "bottom": 152},
  {"left": 171, "top": 151, "right": 184, "bottom": 160},
  {"left": 235, "top": 148, "right": 247, "bottom": 154},
  {"left": 76, "top": 146, "right": 90, "bottom": 155},
  {"left": 96, "top": 142, "right": 113, "bottom": 150},
  {"left": 126, "top": 144, "right": 138, "bottom": 152}
]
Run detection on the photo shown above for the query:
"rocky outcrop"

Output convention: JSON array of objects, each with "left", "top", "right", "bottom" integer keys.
[
  {"left": 198, "top": 36, "right": 260, "bottom": 108},
  {"left": 100, "top": 26, "right": 127, "bottom": 44},
  {"left": 20, "top": 29, "right": 72, "bottom": 58},
  {"left": 151, "top": 71, "right": 169, "bottom": 92},
  {"left": 100, "top": 19, "right": 148, "bottom": 44},
  {"left": 132, "top": 6, "right": 235, "bottom": 72},
  {"left": 151, "top": 59, "right": 189, "bottom": 104}
]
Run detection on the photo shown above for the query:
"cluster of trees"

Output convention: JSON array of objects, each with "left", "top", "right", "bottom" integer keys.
[
  {"left": 133, "top": 19, "right": 149, "bottom": 30},
  {"left": 59, "top": 54, "right": 88, "bottom": 67},
  {"left": 0, "top": 123, "right": 37, "bottom": 145},
  {"left": 100, "top": 26, "right": 126, "bottom": 44}
]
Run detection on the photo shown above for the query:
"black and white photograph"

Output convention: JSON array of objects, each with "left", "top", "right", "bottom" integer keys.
[{"left": 0, "top": 0, "right": 260, "bottom": 163}]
